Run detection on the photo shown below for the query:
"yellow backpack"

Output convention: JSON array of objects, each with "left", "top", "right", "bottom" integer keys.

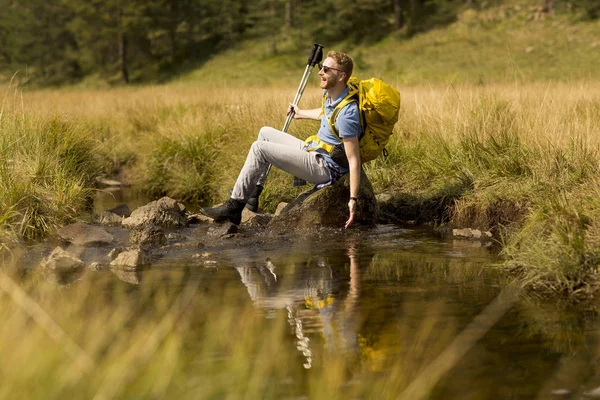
[{"left": 326, "top": 77, "right": 401, "bottom": 163}]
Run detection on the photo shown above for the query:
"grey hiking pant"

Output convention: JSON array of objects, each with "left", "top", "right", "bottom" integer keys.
[{"left": 231, "top": 126, "right": 331, "bottom": 202}]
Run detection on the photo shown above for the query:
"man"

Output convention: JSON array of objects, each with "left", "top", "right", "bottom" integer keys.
[{"left": 200, "top": 50, "right": 361, "bottom": 228}]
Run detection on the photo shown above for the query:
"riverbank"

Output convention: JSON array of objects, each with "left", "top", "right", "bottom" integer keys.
[{"left": 1, "top": 82, "right": 599, "bottom": 295}]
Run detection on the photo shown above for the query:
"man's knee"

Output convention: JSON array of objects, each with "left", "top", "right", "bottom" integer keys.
[
  {"left": 257, "top": 126, "right": 272, "bottom": 141},
  {"left": 250, "top": 140, "right": 264, "bottom": 158},
  {"left": 258, "top": 126, "right": 280, "bottom": 141}
]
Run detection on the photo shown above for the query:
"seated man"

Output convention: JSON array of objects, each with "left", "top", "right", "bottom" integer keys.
[{"left": 200, "top": 50, "right": 361, "bottom": 228}]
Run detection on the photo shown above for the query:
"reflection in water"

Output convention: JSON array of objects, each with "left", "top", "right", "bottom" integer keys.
[
  {"left": 13, "top": 220, "right": 600, "bottom": 399},
  {"left": 110, "top": 265, "right": 143, "bottom": 285},
  {"left": 232, "top": 241, "right": 365, "bottom": 369}
]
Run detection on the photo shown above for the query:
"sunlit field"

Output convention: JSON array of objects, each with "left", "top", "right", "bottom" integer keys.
[
  {"left": 2, "top": 80, "right": 600, "bottom": 292},
  {"left": 3, "top": 2, "right": 600, "bottom": 398}
]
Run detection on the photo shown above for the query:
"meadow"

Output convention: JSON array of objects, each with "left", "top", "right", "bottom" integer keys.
[
  {"left": 1, "top": 2, "right": 600, "bottom": 288},
  {"left": 3, "top": 78, "right": 600, "bottom": 294},
  {"left": 2, "top": 3, "right": 600, "bottom": 397}
]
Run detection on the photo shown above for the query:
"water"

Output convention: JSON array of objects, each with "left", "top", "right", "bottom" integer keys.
[{"left": 11, "top": 193, "right": 600, "bottom": 399}]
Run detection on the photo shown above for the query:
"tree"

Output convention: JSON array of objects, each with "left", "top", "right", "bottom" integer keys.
[{"left": 0, "top": 0, "right": 81, "bottom": 83}]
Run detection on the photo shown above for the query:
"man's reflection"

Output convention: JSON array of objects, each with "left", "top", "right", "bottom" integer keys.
[{"left": 232, "top": 240, "right": 366, "bottom": 369}]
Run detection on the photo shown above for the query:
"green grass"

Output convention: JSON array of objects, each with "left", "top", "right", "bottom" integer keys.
[
  {"left": 2, "top": 0, "right": 600, "bottom": 294},
  {"left": 175, "top": 3, "right": 600, "bottom": 87},
  {"left": 0, "top": 111, "right": 105, "bottom": 239}
]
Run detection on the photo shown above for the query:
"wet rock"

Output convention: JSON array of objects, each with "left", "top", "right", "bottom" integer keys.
[
  {"left": 452, "top": 228, "right": 492, "bottom": 240},
  {"left": 122, "top": 197, "right": 188, "bottom": 229},
  {"left": 93, "top": 204, "right": 131, "bottom": 225},
  {"left": 584, "top": 386, "right": 600, "bottom": 397},
  {"left": 108, "top": 247, "right": 124, "bottom": 260},
  {"left": 94, "top": 211, "right": 123, "bottom": 226},
  {"left": 243, "top": 213, "right": 273, "bottom": 227},
  {"left": 130, "top": 226, "right": 166, "bottom": 250},
  {"left": 275, "top": 202, "right": 288, "bottom": 216},
  {"left": 88, "top": 262, "right": 105, "bottom": 271},
  {"left": 40, "top": 247, "right": 84, "bottom": 271},
  {"left": 550, "top": 389, "right": 572, "bottom": 396},
  {"left": 56, "top": 223, "right": 114, "bottom": 246},
  {"left": 166, "top": 232, "right": 187, "bottom": 242},
  {"left": 187, "top": 213, "right": 212, "bottom": 224},
  {"left": 269, "top": 169, "right": 377, "bottom": 230},
  {"left": 97, "top": 177, "right": 126, "bottom": 187},
  {"left": 108, "top": 204, "right": 131, "bottom": 217},
  {"left": 208, "top": 222, "right": 238, "bottom": 237},
  {"left": 110, "top": 248, "right": 149, "bottom": 269}
]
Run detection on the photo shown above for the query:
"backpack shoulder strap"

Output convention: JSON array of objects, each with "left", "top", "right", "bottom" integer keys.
[{"left": 325, "top": 93, "right": 359, "bottom": 141}]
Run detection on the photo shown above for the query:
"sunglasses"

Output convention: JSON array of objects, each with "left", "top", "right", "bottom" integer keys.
[{"left": 318, "top": 63, "right": 344, "bottom": 74}]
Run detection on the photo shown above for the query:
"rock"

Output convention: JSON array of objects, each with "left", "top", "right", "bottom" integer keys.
[
  {"left": 93, "top": 211, "right": 123, "bottom": 226},
  {"left": 453, "top": 228, "right": 472, "bottom": 238},
  {"left": 92, "top": 204, "right": 131, "bottom": 225},
  {"left": 40, "top": 247, "right": 84, "bottom": 271},
  {"left": 88, "top": 262, "right": 105, "bottom": 271},
  {"left": 130, "top": 226, "right": 166, "bottom": 250},
  {"left": 97, "top": 177, "right": 125, "bottom": 187},
  {"left": 269, "top": 169, "right": 377, "bottom": 230},
  {"left": 110, "top": 249, "right": 148, "bottom": 269},
  {"left": 584, "top": 386, "right": 600, "bottom": 398},
  {"left": 241, "top": 207, "right": 273, "bottom": 227},
  {"left": 241, "top": 208, "right": 255, "bottom": 224},
  {"left": 187, "top": 213, "right": 212, "bottom": 224},
  {"left": 275, "top": 202, "right": 288, "bottom": 216},
  {"left": 165, "top": 232, "right": 186, "bottom": 242},
  {"left": 56, "top": 223, "right": 114, "bottom": 246},
  {"left": 108, "top": 204, "right": 131, "bottom": 217},
  {"left": 452, "top": 228, "right": 492, "bottom": 240},
  {"left": 243, "top": 213, "right": 273, "bottom": 227},
  {"left": 376, "top": 192, "right": 393, "bottom": 203},
  {"left": 122, "top": 197, "right": 187, "bottom": 229},
  {"left": 108, "top": 247, "right": 124, "bottom": 260},
  {"left": 208, "top": 222, "right": 238, "bottom": 237}
]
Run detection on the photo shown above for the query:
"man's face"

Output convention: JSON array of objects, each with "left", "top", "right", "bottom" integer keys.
[{"left": 318, "top": 57, "right": 345, "bottom": 90}]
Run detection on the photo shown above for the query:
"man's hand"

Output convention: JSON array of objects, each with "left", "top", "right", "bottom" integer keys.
[
  {"left": 287, "top": 104, "right": 322, "bottom": 120},
  {"left": 345, "top": 198, "right": 356, "bottom": 229},
  {"left": 287, "top": 103, "right": 301, "bottom": 119}
]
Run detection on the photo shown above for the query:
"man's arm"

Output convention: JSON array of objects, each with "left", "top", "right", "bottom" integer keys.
[
  {"left": 287, "top": 104, "right": 321, "bottom": 120},
  {"left": 343, "top": 136, "right": 361, "bottom": 229}
]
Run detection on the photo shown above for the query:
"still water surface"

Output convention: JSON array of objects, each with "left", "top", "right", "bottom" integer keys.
[{"left": 25, "top": 190, "right": 600, "bottom": 398}]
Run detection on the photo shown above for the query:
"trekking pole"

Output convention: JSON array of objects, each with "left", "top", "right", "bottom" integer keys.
[{"left": 245, "top": 43, "right": 324, "bottom": 212}]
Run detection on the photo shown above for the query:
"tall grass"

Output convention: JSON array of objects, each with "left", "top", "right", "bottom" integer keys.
[
  {"left": 2, "top": 80, "right": 600, "bottom": 292},
  {"left": 369, "top": 83, "right": 600, "bottom": 293},
  {"left": 0, "top": 99, "right": 104, "bottom": 239}
]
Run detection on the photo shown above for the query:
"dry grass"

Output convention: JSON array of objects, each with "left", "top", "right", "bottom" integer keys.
[{"left": 2, "top": 80, "right": 600, "bottom": 291}]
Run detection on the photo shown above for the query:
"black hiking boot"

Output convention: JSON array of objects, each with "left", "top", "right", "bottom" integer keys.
[
  {"left": 200, "top": 198, "right": 246, "bottom": 225},
  {"left": 245, "top": 184, "right": 264, "bottom": 212}
]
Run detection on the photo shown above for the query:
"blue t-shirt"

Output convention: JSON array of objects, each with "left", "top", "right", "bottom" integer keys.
[{"left": 308, "top": 87, "right": 362, "bottom": 174}]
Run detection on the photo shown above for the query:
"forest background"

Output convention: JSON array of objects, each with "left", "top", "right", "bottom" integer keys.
[{"left": 1, "top": 0, "right": 598, "bottom": 86}]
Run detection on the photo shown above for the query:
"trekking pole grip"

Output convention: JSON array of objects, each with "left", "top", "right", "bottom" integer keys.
[{"left": 308, "top": 44, "right": 324, "bottom": 67}]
